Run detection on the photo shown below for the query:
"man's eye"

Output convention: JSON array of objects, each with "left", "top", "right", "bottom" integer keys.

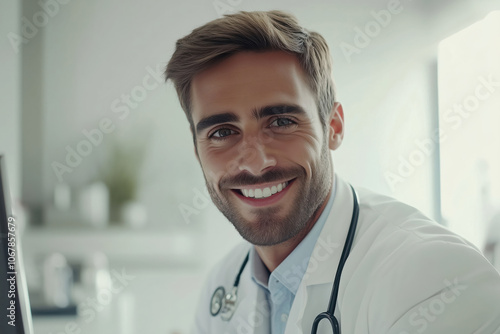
[
  {"left": 270, "top": 117, "right": 296, "bottom": 128},
  {"left": 210, "top": 128, "right": 236, "bottom": 139}
]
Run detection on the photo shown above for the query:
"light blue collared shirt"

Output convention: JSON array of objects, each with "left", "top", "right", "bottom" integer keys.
[{"left": 249, "top": 177, "right": 337, "bottom": 333}]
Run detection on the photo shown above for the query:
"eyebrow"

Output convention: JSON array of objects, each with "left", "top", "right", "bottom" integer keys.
[
  {"left": 195, "top": 113, "right": 238, "bottom": 135},
  {"left": 195, "top": 104, "right": 306, "bottom": 135}
]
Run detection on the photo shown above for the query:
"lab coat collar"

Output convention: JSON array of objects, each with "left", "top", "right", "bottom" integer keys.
[
  {"left": 303, "top": 174, "right": 354, "bottom": 286},
  {"left": 286, "top": 173, "right": 355, "bottom": 332}
]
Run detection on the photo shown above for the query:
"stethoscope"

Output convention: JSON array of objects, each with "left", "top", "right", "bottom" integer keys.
[{"left": 210, "top": 185, "right": 359, "bottom": 334}]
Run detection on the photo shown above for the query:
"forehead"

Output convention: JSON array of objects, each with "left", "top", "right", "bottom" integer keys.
[{"left": 190, "top": 51, "right": 316, "bottom": 121}]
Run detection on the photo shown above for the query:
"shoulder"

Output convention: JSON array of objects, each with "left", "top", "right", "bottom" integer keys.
[
  {"left": 351, "top": 186, "right": 487, "bottom": 277},
  {"left": 343, "top": 187, "right": 500, "bottom": 332},
  {"left": 354, "top": 186, "right": 473, "bottom": 247},
  {"left": 356, "top": 186, "right": 436, "bottom": 225}
]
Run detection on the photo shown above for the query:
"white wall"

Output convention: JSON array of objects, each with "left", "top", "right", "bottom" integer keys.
[{"left": 37, "top": 0, "right": 500, "bottom": 231}]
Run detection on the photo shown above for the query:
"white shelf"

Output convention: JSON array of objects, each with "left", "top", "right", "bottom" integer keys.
[{"left": 22, "top": 227, "right": 202, "bottom": 267}]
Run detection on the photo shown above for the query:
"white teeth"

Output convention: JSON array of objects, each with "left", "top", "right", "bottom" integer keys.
[{"left": 240, "top": 181, "right": 290, "bottom": 199}]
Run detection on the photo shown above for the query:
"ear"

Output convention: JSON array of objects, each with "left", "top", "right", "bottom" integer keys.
[{"left": 328, "top": 102, "right": 344, "bottom": 151}]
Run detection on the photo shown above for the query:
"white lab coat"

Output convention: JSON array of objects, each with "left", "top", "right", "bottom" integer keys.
[{"left": 191, "top": 175, "right": 500, "bottom": 333}]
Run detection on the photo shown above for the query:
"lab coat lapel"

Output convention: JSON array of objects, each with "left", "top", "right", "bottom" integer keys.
[
  {"left": 232, "top": 259, "right": 272, "bottom": 334},
  {"left": 285, "top": 175, "right": 355, "bottom": 333}
]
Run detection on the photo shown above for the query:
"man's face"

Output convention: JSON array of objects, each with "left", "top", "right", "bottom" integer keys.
[{"left": 190, "top": 51, "right": 343, "bottom": 246}]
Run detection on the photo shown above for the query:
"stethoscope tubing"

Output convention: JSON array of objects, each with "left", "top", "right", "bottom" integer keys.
[
  {"left": 326, "top": 185, "right": 359, "bottom": 315},
  {"left": 311, "top": 184, "right": 359, "bottom": 334}
]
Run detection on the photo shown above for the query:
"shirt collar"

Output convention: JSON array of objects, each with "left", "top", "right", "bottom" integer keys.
[{"left": 249, "top": 176, "right": 337, "bottom": 294}]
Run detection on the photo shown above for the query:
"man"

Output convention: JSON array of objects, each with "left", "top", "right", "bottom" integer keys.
[{"left": 165, "top": 10, "right": 500, "bottom": 333}]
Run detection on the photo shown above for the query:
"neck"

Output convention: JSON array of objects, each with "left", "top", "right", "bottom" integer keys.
[{"left": 255, "top": 186, "right": 332, "bottom": 273}]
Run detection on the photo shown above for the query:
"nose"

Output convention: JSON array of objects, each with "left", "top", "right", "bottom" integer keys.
[{"left": 237, "top": 135, "right": 277, "bottom": 175}]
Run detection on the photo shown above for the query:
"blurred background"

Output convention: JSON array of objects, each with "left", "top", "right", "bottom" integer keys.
[{"left": 1, "top": 0, "right": 500, "bottom": 333}]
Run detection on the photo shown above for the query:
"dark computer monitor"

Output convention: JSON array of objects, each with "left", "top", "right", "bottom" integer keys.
[{"left": 0, "top": 155, "right": 34, "bottom": 334}]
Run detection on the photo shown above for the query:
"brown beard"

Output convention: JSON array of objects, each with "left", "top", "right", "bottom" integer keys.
[{"left": 203, "top": 139, "right": 333, "bottom": 246}]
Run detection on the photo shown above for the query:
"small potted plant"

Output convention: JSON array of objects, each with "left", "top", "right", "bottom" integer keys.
[{"left": 99, "top": 136, "right": 148, "bottom": 228}]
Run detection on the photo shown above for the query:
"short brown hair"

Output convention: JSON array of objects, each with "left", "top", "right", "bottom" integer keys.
[{"left": 165, "top": 10, "right": 336, "bottom": 141}]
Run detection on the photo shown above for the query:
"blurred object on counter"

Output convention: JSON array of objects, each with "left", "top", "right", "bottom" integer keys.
[
  {"left": 78, "top": 182, "right": 109, "bottom": 228},
  {"left": 43, "top": 253, "right": 73, "bottom": 308}
]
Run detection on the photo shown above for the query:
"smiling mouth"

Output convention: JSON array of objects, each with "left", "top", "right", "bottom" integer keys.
[{"left": 232, "top": 179, "right": 294, "bottom": 199}]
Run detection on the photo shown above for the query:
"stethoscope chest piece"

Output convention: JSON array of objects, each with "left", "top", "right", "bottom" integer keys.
[
  {"left": 210, "top": 286, "right": 225, "bottom": 316},
  {"left": 210, "top": 286, "right": 238, "bottom": 321}
]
